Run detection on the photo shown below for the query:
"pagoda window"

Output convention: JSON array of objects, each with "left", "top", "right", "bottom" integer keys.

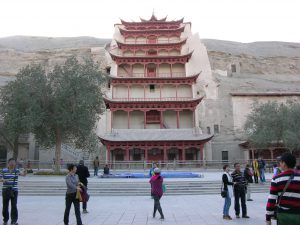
[
  {"left": 123, "top": 50, "right": 134, "bottom": 56},
  {"left": 147, "top": 49, "right": 157, "bottom": 56},
  {"left": 146, "top": 110, "right": 160, "bottom": 124},
  {"left": 231, "top": 64, "right": 236, "bottom": 73},
  {"left": 125, "top": 36, "right": 135, "bottom": 44},
  {"left": 214, "top": 124, "right": 220, "bottom": 134},
  {"left": 207, "top": 127, "right": 211, "bottom": 134},
  {"left": 146, "top": 65, "right": 156, "bottom": 77},
  {"left": 169, "top": 36, "right": 180, "bottom": 43},
  {"left": 149, "top": 84, "right": 155, "bottom": 92},
  {"left": 147, "top": 35, "right": 157, "bottom": 44}
]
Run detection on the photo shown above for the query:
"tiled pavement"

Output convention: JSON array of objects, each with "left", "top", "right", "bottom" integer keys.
[{"left": 18, "top": 193, "right": 271, "bottom": 225}]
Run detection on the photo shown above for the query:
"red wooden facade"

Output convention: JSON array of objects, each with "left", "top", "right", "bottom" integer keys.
[{"left": 100, "top": 14, "right": 213, "bottom": 162}]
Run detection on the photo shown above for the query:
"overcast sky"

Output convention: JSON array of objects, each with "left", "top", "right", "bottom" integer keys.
[{"left": 0, "top": 0, "right": 299, "bottom": 43}]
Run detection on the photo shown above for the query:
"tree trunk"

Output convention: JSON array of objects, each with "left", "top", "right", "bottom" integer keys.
[
  {"left": 55, "top": 128, "right": 62, "bottom": 172},
  {"left": 13, "top": 136, "right": 19, "bottom": 159}
]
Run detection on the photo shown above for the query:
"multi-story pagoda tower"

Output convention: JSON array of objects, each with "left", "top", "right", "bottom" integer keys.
[{"left": 100, "top": 13, "right": 213, "bottom": 162}]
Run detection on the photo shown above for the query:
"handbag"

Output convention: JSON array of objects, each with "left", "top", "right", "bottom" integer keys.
[
  {"left": 274, "top": 172, "right": 294, "bottom": 221},
  {"left": 221, "top": 183, "right": 227, "bottom": 198}
]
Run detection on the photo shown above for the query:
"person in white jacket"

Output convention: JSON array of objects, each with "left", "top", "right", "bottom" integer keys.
[{"left": 222, "top": 165, "right": 235, "bottom": 220}]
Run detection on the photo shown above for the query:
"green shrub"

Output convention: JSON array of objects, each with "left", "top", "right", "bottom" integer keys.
[{"left": 34, "top": 170, "right": 68, "bottom": 176}]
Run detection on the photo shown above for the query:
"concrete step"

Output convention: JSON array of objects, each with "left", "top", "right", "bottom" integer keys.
[{"left": 13, "top": 179, "right": 270, "bottom": 196}]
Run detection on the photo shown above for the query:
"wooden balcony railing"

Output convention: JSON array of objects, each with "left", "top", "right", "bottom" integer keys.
[
  {"left": 112, "top": 97, "right": 192, "bottom": 102},
  {"left": 118, "top": 72, "right": 186, "bottom": 78}
]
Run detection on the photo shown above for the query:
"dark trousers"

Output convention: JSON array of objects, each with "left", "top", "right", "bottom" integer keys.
[
  {"left": 234, "top": 188, "right": 247, "bottom": 216},
  {"left": 254, "top": 174, "right": 259, "bottom": 183},
  {"left": 2, "top": 190, "right": 18, "bottom": 223},
  {"left": 153, "top": 195, "right": 164, "bottom": 218},
  {"left": 94, "top": 167, "right": 98, "bottom": 176},
  {"left": 64, "top": 193, "right": 82, "bottom": 225}
]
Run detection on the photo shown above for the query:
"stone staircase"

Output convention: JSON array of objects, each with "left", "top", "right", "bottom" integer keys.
[{"left": 16, "top": 179, "right": 270, "bottom": 196}]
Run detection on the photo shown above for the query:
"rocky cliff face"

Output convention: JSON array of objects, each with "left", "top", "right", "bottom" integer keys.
[
  {"left": 202, "top": 39, "right": 300, "bottom": 75},
  {"left": 0, "top": 36, "right": 299, "bottom": 79}
]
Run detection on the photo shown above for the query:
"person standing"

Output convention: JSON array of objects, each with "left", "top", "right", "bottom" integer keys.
[
  {"left": 76, "top": 160, "right": 90, "bottom": 214},
  {"left": 149, "top": 163, "right": 157, "bottom": 177},
  {"left": 0, "top": 158, "right": 26, "bottom": 225},
  {"left": 252, "top": 159, "right": 260, "bottom": 184},
  {"left": 103, "top": 164, "right": 110, "bottom": 175},
  {"left": 93, "top": 157, "right": 100, "bottom": 177},
  {"left": 244, "top": 164, "right": 254, "bottom": 201},
  {"left": 222, "top": 165, "right": 234, "bottom": 220},
  {"left": 231, "top": 163, "right": 250, "bottom": 219},
  {"left": 64, "top": 164, "right": 83, "bottom": 225},
  {"left": 150, "top": 168, "right": 164, "bottom": 220},
  {"left": 266, "top": 152, "right": 300, "bottom": 225},
  {"left": 258, "top": 157, "right": 266, "bottom": 183}
]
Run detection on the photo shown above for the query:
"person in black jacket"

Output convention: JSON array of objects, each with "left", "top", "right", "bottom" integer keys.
[
  {"left": 231, "top": 163, "right": 250, "bottom": 219},
  {"left": 244, "top": 164, "right": 253, "bottom": 201},
  {"left": 76, "top": 160, "right": 90, "bottom": 213},
  {"left": 222, "top": 165, "right": 235, "bottom": 220}
]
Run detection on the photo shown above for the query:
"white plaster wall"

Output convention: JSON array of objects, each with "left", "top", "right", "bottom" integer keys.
[
  {"left": 130, "top": 85, "right": 144, "bottom": 98},
  {"left": 132, "top": 64, "right": 144, "bottom": 74},
  {"left": 179, "top": 110, "right": 193, "bottom": 128},
  {"left": 161, "top": 85, "right": 176, "bottom": 98},
  {"left": 136, "top": 37, "right": 146, "bottom": 44},
  {"left": 124, "top": 50, "right": 134, "bottom": 56},
  {"left": 169, "top": 49, "right": 180, "bottom": 56},
  {"left": 159, "top": 64, "right": 170, "bottom": 74},
  {"left": 177, "top": 84, "right": 192, "bottom": 98},
  {"left": 118, "top": 64, "right": 130, "bottom": 76},
  {"left": 157, "top": 36, "right": 168, "bottom": 43},
  {"left": 130, "top": 111, "right": 144, "bottom": 129},
  {"left": 135, "top": 50, "right": 145, "bottom": 56},
  {"left": 112, "top": 111, "right": 127, "bottom": 129},
  {"left": 114, "top": 85, "right": 127, "bottom": 98},
  {"left": 232, "top": 96, "right": 300, "bottom": 132},
  {"left": 125, "top": 37, "right": 135, "bottom": 44},
  {"left": 158, "top": 50, "right": 168, "bottom": 56},
  {"left": 172, "top": 64, "right": 185, "bottom": 74},
  {"left": 164, "top": 110, "right": 177, "bottom": 128}
]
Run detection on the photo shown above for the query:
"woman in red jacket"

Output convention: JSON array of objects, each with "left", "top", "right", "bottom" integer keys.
[{"left": 149, "top": 168, "right": 165, "bottom": 220}]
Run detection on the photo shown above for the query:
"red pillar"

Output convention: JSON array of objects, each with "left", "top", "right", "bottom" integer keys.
[
  {"left": 144, "top": 148, "right": 148, "bottom": 162},
  {"left": 163, "top": 145, "right": 168, "bottom": 161},
  {"left": 130, "top": 64, "right": 133, "bottom": 76},
  {"left": 111, "top": 110, "right": 114, "bottom": 130},
  {"left": 160, "top": 84, "right": 162, "bottom": 100},
  {"left": 200, "top": 145, "right": 204, "bottom": 160},
  {"left": 144, "top": 64, "right": 146, "bottom": 78},
  {"left": 157, "top": 63, "right": 159, "bottom": 77},
  {"left": 160, "top": 111, "right": 163, "bottom": 129},
  {"left": 144, "top": 84, "right": 146, "bottom": 99},
  {"left": 107, "top": 145, "right": 111, "bottom": 162},
  {"left": 192, "top": 109, "right": 195, "bottom": 127},
  {"left": 127, "top": 110, "right": 130, "bottom": 129},
  {"left": 126, "top": 147, "right": 130, "bottom": 161},
  {"left": 175, "top": 84, "right": 178, "bottom": 99},
  {"left": 144, "top": 110, "right": 146, "bottom": 129},
  {"left": 182, "top": 148, "right": 186, "bottom": 161},
  {"left": 170, "top": 63, "right": 173, "bottom": 77},
  {"left": 127, "top": 84, "right": 130, "bottom": 99},
  {"left": 270, "top": 148, "right": 274, "bottom": 160},
  {"left": 176, "top": 111, "right": 180, "bottom": 128}
]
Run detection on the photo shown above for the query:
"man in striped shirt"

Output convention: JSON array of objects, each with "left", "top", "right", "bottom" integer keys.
[
  {"left": 266, "top": 152, "right": 300, "bottom": 225},
  {"left": 0, "top": 158, "right": 26, "bottom": 225}
]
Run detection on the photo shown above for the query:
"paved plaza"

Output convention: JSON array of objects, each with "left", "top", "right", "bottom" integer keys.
[{"left": 17, "top": 193, "right": 270, "bottom": 225}]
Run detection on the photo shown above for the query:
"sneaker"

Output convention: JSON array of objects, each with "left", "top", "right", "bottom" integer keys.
[
  {"left": 160, "top": 216, "right": 164, "bottom": 220},
  {"left": 236, "top": 215, "right": 240, "bottom": 218},
  {"left": 247, "top": 199, "right": 253, "bottom": 201},
  {"left": 83, "top": 209, "right": 88, "bottom": 214},
  {"left": 227, "top": 216, "right": 232, "bottom": 220},
  {"left": 153, "top": 212, "right": 156, "bottom": 218},
  {"left": 242, "top": 215, "right": 250, "bottom": 219}
]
